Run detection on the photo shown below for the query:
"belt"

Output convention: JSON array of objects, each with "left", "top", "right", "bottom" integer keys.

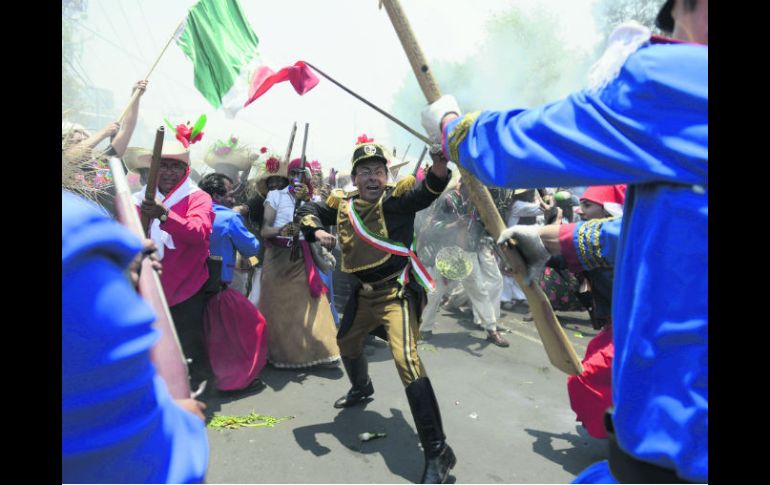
[
  {"left": 267, "top": 236, "right": 294, "bottom": 248},
  {"left": 604, "top": 410, "right": 695, "bottom": 483},
  {"left": 358, "top": 270, "right": 403, "bottom": 294}
]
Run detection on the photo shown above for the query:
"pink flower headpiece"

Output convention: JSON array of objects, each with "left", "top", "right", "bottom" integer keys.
[
  {"left": 212, "top": 136, "right": 239, "bottom": 156},
  {"left": 265, "top": 157, "right": 281, "bottom": 173}
]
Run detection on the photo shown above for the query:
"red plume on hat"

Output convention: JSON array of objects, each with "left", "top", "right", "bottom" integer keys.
[
  {"left": 164, "top": 114, "right": 207, "bottom": 148},
  {"left": 356, "top": 134, "right": 374, "bottom": 144},
  {"left": 580, "top": 185, "right": 627, "bottom": 217}
]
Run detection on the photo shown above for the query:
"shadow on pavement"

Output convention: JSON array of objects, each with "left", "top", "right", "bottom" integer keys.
[
  {"left": 418, "top": 330, "right": 491, "bottom": 359},
  {"left": 259, "top": 365, "right": 345, "bottom": 392},
  {"left": 524, "top": 427, "right": 609, "bottom": 476},
  {"left": 292, "top": 406, "right": 424, "bottom": 482}
]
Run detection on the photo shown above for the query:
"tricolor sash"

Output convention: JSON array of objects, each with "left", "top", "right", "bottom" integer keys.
[{"left": 347, "top": 202, "right": 434, "bottom": 291}]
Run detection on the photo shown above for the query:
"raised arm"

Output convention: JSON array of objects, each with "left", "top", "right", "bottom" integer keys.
[
  {"left": 437, "top": 46, "right": 707, "bottom": 190},
  {"left": 110, "top": 80, "right": 148, "bottom": 157}
]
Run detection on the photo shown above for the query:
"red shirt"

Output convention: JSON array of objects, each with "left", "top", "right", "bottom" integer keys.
[{"left": 157, "top": 190, "right": 214, "bottom": 306}]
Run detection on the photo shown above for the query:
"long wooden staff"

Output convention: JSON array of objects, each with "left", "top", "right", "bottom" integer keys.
[
  {"left": 108, "top": 156, "right": 192, "bottom": 399},
  {"left": 141, "top": 127, "right": 166, "bottom": 236},
  {"left": 380, "top": 0, "right": 582, "bottom": 375}
]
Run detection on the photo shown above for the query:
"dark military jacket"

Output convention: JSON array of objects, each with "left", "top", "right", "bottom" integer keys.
[{"left": 297, "top": 169, "right": 451, "bottom": 283}]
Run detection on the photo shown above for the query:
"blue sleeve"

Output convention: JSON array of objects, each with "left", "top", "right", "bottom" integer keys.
[
  {"left": 227, "top": 213, "right": 261, "bottom": 257},
  {"left": 62, "top": 191, "right": 208, "bottom": 484},
  {"left": 444, "top": 44, "right": 707, "bottom": 189}
]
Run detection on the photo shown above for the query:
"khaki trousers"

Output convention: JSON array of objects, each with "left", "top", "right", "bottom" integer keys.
[{"left": 338, "top": 284, "right": 427, "bottom": 386}]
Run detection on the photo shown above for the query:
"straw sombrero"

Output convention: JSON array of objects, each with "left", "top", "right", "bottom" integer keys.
[
  {"left": 61, "top": 121, "right": 90, "bottom": 138},
  {"left": 204, "top": 136, "right": 258, "bottom": 174},
  {"left": 122, "top": 140, "right": 190, "bottom": 173},
  {"left": 254, "top": 149, "right": 290, "bottom": 196}
]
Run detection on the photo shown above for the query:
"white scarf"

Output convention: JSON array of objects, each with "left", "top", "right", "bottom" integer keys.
[
  {"left": 133, "top": 176, "right": 201, "bottom": 260},
  {"left": 586, "top": 21, "right": 652, "bottom": 93}
]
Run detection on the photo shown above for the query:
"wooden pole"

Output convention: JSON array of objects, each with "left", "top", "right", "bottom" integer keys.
[
  {"left": 108, "top": 157, "right": 192, "bottom": 399},
  {"left": 141, "top": 127, "right": 166, "bottom": 236}
]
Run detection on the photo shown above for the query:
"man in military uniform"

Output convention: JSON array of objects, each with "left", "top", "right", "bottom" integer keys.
[{"left": 297, "top": 140, "right": 455, "bottom": 484}]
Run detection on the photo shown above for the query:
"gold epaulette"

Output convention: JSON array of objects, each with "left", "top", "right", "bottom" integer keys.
[
  {"left": 391, "top": 175, "right": 416, "bottom": 197},
  {"left": 448, "top": 111, "right": 482, "bottom": 163},
  {"left": 326, "top": 188, "right": 347, "bottom": 209}
]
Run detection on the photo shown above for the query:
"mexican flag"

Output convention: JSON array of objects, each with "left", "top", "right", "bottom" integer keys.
[
  {"left": 175, "top": 0, "right": 319, "bottom": 118},
  {"left": 175, "top": 0, "right": 260, "bottom": 118}
]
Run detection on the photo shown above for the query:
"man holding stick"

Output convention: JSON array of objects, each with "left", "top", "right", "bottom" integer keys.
[
  {"left": 419, "top": 0, "right": 707, "bottom": 482},
  {"left": 297, "top": 139, "right": 455, "bottom": 484},
  {"left": 134, "top": 133, "right": 215, "bottom": 395}
]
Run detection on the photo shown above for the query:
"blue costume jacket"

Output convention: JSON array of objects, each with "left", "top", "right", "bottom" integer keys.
[
  {"left": 210, "top": 204, "right": 261, "bottom": 283},
  {"left": 444, "top": 42, "right": 707, "bottom": 482},
  {"left": 62, "top": 191, "right": 208, "bottom": 483}
]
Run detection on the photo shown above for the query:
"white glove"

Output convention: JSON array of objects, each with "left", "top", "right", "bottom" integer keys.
[
  {"left": 497, "top": 225, "right": 551, "bottom": 286},
  {"left": 421, "top": 95, "right": 462, "bottom": 144}
]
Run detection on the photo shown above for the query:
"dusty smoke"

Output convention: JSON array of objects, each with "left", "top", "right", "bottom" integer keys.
[
  {"left": 388, "top": 0, "right": 662, "bottom": 153},
  {"left": 389, "top": 3, "right": 599, "bottom": 154}
]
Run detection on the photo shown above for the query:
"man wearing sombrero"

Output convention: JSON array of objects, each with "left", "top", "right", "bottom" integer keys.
[
  {"left": 131, "top": 125, "right": 215, "bottom": 395},
  {"left": 298, "top": 137, "right": 456, "bottom": 483}
]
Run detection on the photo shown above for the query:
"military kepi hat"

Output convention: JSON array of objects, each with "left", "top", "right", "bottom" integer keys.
[{"left": 351, "top": 142, "right": 389, "bottom": 168}]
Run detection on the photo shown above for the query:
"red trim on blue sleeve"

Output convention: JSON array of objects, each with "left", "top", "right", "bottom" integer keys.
[{"left": 559, "top": 222, "right": 582, "bottom": 272}]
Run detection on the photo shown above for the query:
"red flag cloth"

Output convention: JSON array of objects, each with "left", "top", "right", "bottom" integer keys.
[
  {"left": 244, "top": 60, "right": 319, "bottom": 106},
  {"left": 203, "top": 288, "right": 268, "bottom": 391}
]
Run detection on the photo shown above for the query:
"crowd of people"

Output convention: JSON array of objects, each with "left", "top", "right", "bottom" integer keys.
[{"left": 62, "top": 0, "right": 707, "bottom": 482}]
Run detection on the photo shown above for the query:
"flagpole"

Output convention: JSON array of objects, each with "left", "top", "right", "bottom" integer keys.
[
  {"left": 116, "top": 19, "right": 185, "bottom": 124},
  {"left": 302, "top": 61, "right": 433, "bottom": 145}
]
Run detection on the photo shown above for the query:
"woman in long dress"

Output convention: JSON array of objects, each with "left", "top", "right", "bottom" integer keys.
[{"left": 256, "top": 155, "right": 340, "bottom": 369}]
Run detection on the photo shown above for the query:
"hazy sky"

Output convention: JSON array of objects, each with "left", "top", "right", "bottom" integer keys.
[{"left": 69, "top": 0, "right": 601, "bottom": 174}]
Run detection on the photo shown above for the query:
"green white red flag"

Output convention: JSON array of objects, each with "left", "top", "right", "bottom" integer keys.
[
  {"left": 175, "top": 0, "right": 258, "bottom": 117},
  {"left": 175, "top": 0, "right": 318, "bottom": 117}
]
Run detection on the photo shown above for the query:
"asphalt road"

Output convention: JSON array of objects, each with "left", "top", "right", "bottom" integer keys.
[{"left": 203, "top": 304, "right": 608, "bottom": 484}]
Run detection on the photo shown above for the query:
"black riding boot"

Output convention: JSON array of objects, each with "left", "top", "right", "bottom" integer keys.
[
  {"left": 405, "top": 377, "right": 457, "bottom": 484},
  {"left": 333, "top": 356, "right": 374, "bottom": 408}
]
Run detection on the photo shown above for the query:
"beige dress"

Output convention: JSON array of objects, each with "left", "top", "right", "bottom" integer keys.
[{"left": 258, "top": 243, "right": 340, "bottom": 368}]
